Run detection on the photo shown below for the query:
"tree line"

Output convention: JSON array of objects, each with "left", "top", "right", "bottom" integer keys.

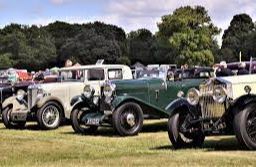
[{"left": 0, "top": 6, "right": 255, "bottom": 71}]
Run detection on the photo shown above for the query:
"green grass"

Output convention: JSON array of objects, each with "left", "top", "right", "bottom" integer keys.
[{"left": 0, "top": 120, "right": 256, "bottom": 167}]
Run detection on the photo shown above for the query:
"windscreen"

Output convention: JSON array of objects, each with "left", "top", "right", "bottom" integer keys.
[{"left": 60, "top": 70, "right": 84, "bottom": 82}]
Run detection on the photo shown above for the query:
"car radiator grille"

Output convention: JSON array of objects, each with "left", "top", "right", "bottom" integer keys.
[
  {"left": 199, "top": 84, "right": 226, "bottom": 119},
  {"left": 28, "top": 88, "right": 37, "bottom": 109}
]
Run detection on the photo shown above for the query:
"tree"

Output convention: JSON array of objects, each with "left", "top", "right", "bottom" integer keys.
[
  {"left": 127, "top": 29, "right": 156, "bottom": 64},
  {"left": 221, "top": 14, "right": 255, "bottom": 61},
  {"left": 0, "top": 24, "right": 57, "bottom": 71},
  {"left": 157, "top": 6, "right": 220, "bottom": 66},
  {"left": 60, "top": 28, "right": 123, "bottom": 64},
  {"left": 0, "top": 53, "right": 15, "bottom": 68}
]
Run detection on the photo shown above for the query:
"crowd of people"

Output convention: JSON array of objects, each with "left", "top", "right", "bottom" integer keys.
[{"left": 215, "top": 61, "right": 249, "bottom": 76}]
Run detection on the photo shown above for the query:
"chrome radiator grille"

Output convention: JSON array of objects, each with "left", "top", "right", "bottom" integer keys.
[
  {"left": 27, "top": 88, "right": 37, "bottom": 109},
  {"left": 199, "top": 84, "right": 226, "bottom": 119}
]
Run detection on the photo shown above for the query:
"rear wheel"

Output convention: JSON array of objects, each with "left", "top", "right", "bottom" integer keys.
[
  {"left": 168, "top": 111, "right": 205, "bottom": 149},
  {"left": 70, "top": 107, "right": 98, "bottom": 134},
  {"left": 37, "top": 101, "right": 63, "bottom": 130},
  {"left": 234, "top": 103, "right": 256, "bottom": 150},
  {"left": 2, "top": 106, "right": 26, "bottom": 129},
  {"left": 112, "top": 102, "right": 143, "bottom": 136}
]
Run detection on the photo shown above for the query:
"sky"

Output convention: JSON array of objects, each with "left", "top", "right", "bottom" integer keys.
[{"left": 0, "top": 0, "right": 256, "bottom": 45}]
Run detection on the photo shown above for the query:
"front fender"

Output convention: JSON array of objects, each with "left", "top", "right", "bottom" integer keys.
[
  {"left": 36, "top": 96, "right": 64, "bottom": 109},
  {"left": 71, "top": 95, "right": 98, "bottom": 111},
  {"left": 70, "top": 95, "right": 82, "bottom": 106},
  {"left": 2, "top": 96, "right": 26, "bottom": 111},
  {"left": 165, "top": 97, "right": 197, "bottom": 116},
  {"left": 230, "top": 94, "right": 256, "bottom": 113},
  {"left": 2, "top": 96, "right": 18, "bottom": 109}
]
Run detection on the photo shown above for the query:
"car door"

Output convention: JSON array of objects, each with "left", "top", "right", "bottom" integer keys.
[{"left": 148, "top": 79, "right": 184, "bottom": 109}]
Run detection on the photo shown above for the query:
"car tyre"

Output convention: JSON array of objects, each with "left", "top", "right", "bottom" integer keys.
[
  {"left": 37, "top": 101, "right": 63, "bottom": 130},
  {"left": 234, "top": 103, "right": 256, "bottom": 150},
  {"left": 168, "top": 111, "right": 205, "bottom": 149},
  {"left": 70, "top": 107, "right": 98, "bottom": 134},
  {"left": 2, "top": 106, "right": 26, "bottom": 129},
  {"left": 112, "top": 102, "right": 143, "bottom": 136}
]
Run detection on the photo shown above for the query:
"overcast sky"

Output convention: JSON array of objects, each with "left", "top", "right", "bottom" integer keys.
[{"left": 0, "top": 0, "right": 255, "bottom": 44}]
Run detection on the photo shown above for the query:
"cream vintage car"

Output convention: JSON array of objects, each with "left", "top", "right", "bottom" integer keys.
[
  {"left": 167, "top": 74, "right": 256, "bottom": 150},
  {"left": 1, "top": 63, "right": 132, "bottom": 130}
]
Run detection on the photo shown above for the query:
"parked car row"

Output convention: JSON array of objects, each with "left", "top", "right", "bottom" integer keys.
[{"left": 1, "top": 61, "right": 256, "bottom": 150}]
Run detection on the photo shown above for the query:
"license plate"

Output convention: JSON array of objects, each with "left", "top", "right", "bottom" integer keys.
[{"left": 86, "top": 118, "right": 100, "bottom": 125}]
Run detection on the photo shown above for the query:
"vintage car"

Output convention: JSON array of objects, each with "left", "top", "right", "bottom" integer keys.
[
  {"left": 2, "top": 63, "right": 132, "bottom": 130},
  {"left": 167, "top": 74, "right": 256, "bottom": 150},
  {"left": 70, "top": 67, "right": 214, "bottom": 136},
  {"left": 0, "top": 81, "right": 36, "bottom": 117}
]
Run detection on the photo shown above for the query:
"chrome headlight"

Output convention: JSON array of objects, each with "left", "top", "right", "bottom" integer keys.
[
  {"left": 83, "top": 85, "right": 94, "bottom": 98},
  {"left": 213, "top": 86, "right": 227, "bottom": 103},
  {"left": 17, "top": 89, "right": 26, "bottom": 101},
  {"left": 177, "top": 91, "right": 184, "bottom": 97},
  {"left": 103, "top": 83, "right": 116, "bottom": 98},
  {"left": 103, "top": 83, "right": 116, "bottom": 104},
  {"left": 187, "top": 88, "right": 200, "bottom": 106}
]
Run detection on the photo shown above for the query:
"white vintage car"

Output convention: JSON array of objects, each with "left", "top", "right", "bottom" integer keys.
[
  {"left": 167, "top": 74, "right": 256, "bottom": 150},
  {"left": 2, "top": 63, "right": 132, "bottom": 130}
]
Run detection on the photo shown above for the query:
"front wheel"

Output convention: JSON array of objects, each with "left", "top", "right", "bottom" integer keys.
[
  {"left": 168, "top": 111, "right": 205, "bottom": 149},
  {"left": 112, "top": 102, "right": 143, "bottom": 136},
  {"left": 2, "top": 107, "right": 26, "bottom": 129},
  {"left": 37, "top": 101, "right": 63, "bottom": 130},
  {"left": 70, "top": 107, "right": 98, "bottom": 134},
  {"left": 234, "top": 103, "right": 256, "bottom": 150}
]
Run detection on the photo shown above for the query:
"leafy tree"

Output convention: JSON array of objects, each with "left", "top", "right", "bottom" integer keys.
[
  {"left": 60, "top": 28, "right": 124, "bottom": 64},
  {"left": 127, "top": 29, "right": 156, "bottom": 64},
  {"left": 157, "top": 6, "right": 220, "bottom": 66},
  {"left": 0, "top": 53, "right": 15, "bottom": 68},
  {"left": 0, "top": 25, "right": 57, "bottom": 71},
  {"left": 221, "top": 14, "right": 255, "bottom": 61}
]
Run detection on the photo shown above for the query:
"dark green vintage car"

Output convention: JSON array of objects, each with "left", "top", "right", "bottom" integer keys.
[{"left": 70, "top": 68, "right": 213, "bottom": 136}]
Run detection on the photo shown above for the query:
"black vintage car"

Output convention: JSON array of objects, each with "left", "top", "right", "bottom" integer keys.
[{"left": 167, "top": 74, "right": 256, "bottom": 150}]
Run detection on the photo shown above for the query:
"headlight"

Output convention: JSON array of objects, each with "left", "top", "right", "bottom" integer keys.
[
  {"left": 177, "top": 91, "right": 184, "bottom": 97},
  {"left": 244, "top": 85, "right": 251, "bottom": 94},
  {"left": 187, "top": 88, "right": 200, "bottom": 106},
  {"left": 103, "top": 83, "right": 116, "bottom": 98},
  {"left": 103, "top": 83, "right": 116, "bottom": 104},
  {"left": 17, "top": 89, "right": 26, "bottom": 101},
  {"left": 213, "top": 86, "right": 227, "bottom": 103},
  {"left": 83, "top": 85, "right": 94, "bottom": 98}
]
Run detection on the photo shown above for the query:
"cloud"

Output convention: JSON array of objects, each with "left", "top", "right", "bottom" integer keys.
[
  {"left": 49, "top": 0, "right": 71, "bottom": 5},
  {"left": 100, "top": 0, "right": 256, "bottom": 45}
]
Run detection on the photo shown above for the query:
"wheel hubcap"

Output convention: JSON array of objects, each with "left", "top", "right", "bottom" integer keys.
[
  {"left": 42, "top": 105, "right": 59, "bottom": 127},
  {"left": 126, "top": 113, "right": 135, "bottom": 127},
  {"left": 246, "top": 111, "right": 256, "bottom": 142}
]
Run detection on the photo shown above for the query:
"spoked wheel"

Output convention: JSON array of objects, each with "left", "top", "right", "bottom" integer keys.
[
  {"left": 168, "top": 111, "right": 205, "bottom": 149},
  {"left": 234, "top": 103, "right": 256, "bottom": 150},
  {"left": 70, "top": 107, "right": 98, "bottom": 134},
  {"left": 37, "top": 101, "right": 63, "bottom": 130},
  {"left": 2, "top": 106, "right": 26, "bottom": 129},
  {"left": 112, "top": 102, "right": 143, "bottom": 136}
]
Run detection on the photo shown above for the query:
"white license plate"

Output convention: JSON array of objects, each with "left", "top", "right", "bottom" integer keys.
[{"left": 86, "top": 118, "right": 100, "bottom": 125}]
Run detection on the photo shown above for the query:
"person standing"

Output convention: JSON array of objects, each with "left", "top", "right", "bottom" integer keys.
[
  {"left": 216, "top": 61, "right": 233, "bottom": 77},
  {"left": 237, "top": 62, "right": 249, "bottom": 75}
]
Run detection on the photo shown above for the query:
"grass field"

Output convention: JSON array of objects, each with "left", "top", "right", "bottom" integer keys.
[{"left": 0, "top": 120, "right": 256, "bottom": 167}]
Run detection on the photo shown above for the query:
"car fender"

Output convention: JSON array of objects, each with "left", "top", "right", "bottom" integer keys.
[
  {"left": 2, "top": 96, "right": 26, "bottom": 111},
  {"left": 70, "top": 95, "right": 83, "bottom": 107},
  {"left": 111, "top": 95, "right": 168, "bottom": 116},
  {"left": 36, "top": 96, "right": 64, "bottom": 109},
  {"left": 165, "top": 97, "right": 197, "bottom": 117},
  {"left": 230, "top": 94, "right": 256, "bottom": 113}
]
